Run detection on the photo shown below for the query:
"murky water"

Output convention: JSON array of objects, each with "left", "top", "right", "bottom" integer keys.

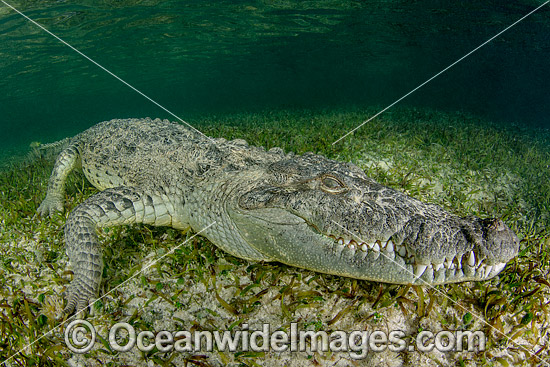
[{"left": 0, "top": 0, "right": 548, "bottom": 155}]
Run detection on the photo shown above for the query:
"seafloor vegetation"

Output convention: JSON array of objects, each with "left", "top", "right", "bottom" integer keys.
[{"left": 0, "top": 107, "right": 549, "bottom": 366}]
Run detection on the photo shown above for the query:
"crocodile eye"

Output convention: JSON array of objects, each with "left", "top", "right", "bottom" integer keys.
[{"left": 320, "top": 175, "right": 347, "bottom": 194}]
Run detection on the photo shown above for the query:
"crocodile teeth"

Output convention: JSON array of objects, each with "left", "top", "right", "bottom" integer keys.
[
  {"left": 493, "top": 262, "right": 506, "bottom": 274},
  {"left": 385, "top": 240, "right": 394, "bottom": 253},
  {"left": 433, "top": 263, "right": 444, "bottom": 272},
  {"left": 329, "top": 235, "right": 405, "bottom": 262},
  {"left": 398, "top": 245, "right": 407, "bottom": 257},
  {"left": 477, "top": 264, "right": 486, "bottom": 278},
  {"left": 414, "top": 264, "right": 428, "bottom": 279},
  {"left": 468, "top": 251, "right": 475, "bottom": 267},
  {"left": 384, "top": 245, "right": 395, "bottom": 260},
  {"left": 485, "top": 265, "right": 493, "bottom": 277}
]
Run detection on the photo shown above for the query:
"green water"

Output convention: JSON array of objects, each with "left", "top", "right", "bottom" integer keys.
[
  {"left": 0, "top": 0, "right": 549, "bottom": 156},
  {"left": 1, "top": 3, "right": 550, "bottom": 365}
]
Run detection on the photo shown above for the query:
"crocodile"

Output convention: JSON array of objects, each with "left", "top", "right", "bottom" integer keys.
[{"left": 38, "top": 118, "right": 520, "bottom": 315}]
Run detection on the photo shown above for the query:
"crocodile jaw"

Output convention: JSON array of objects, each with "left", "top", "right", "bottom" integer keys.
[{"left": 228, "top": 207, "right": 509, "bottom": 285}]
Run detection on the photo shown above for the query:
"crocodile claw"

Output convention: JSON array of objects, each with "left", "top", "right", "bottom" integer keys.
[
  {"left": 63, "top": 280, "right": 97, "bottom": 318},
  {"left": 38, "top": 195, "right": 64, "bottom": 217}
]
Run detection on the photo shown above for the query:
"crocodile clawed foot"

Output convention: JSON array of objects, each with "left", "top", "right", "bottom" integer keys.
[
  {"left": 38, "top": 195, "right": 64, "bottom": 217},
  {"left": 63, "top": 282, "right": 97, "bottom": 319}
]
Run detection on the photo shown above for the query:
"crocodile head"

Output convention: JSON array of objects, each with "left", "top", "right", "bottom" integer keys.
[{"left": 228, "top": 152, "right": 519, "bottom": 285}]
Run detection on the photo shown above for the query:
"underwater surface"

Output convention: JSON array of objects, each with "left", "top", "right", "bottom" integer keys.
[{"left": 0, "top": 0, "right": 549, "bottom": 156}]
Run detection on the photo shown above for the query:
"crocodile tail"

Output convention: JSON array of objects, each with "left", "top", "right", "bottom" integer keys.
[{"left": 26, "top": 136, "right": 74, "bottom": 163}]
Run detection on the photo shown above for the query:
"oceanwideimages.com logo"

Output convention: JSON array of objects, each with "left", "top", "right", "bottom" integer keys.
[{"left": 65, "top": 320, "right": 485, "bottom": 359}]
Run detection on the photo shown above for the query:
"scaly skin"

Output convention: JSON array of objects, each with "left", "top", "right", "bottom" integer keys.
[{"left": 38, "top": 118, "right": 520, "bottom": 315}]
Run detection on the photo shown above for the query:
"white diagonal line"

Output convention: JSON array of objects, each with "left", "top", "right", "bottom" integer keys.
[
  {"left": 0, "top": 222, "right": 215, "bottom": 366},
  {"left": 330, "top": 220, "right": 548, "bottom": 365},
  {"left": 1, "top": 0, "right": 211, "bottom": 141},
  {"left": 332, "top": 1, "right": 549, "bottom": 145}
]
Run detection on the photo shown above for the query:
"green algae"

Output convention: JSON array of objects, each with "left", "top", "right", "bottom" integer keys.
[{"left": 0, "top": 107, "right": 548, "bottom": 366}]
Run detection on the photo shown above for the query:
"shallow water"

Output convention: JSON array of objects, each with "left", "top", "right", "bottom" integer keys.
[
  {"left": 0, "top": 0, "right": 549, "bottom": 155},
  {"left": 1, "top": 3, "right": 550, "bottom": 366}
]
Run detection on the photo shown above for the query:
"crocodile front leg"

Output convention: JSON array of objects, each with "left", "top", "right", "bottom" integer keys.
[{"left": 63, "top": 186, "right": 181, "bottom": 315}]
